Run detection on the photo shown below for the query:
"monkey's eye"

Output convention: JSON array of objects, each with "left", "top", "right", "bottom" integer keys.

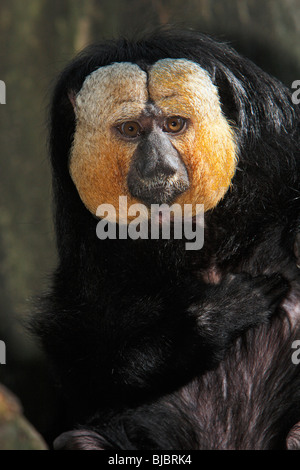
[
  {"left": 163, "top": 117, "right": 186, "bottom": 134},
  {"left": 118, "top": 121, "right": 141, "bottom": 138}
]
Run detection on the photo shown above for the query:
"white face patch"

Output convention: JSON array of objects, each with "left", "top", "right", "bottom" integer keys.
[
  {"left": 74, "top": 62, "right": 148, "bottom": 128},
  {"left": 148, "top": 58, "right": 222, "bottom": 122},
  {"left": 72, "top": 59, "right": 221, "bottom": 131}
]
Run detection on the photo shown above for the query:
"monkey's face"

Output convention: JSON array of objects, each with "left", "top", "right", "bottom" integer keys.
[{"left": 69, "top": 59, "right": 237, "bottom": 223}]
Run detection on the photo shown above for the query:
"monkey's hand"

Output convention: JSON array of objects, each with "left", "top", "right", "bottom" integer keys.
[{"left": 188, "top": 272, "right": 290, "bottom": 369}]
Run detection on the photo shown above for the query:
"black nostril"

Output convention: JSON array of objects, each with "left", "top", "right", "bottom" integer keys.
[{"left": 136, "top": 155, "right": 179, "bottom": 180}]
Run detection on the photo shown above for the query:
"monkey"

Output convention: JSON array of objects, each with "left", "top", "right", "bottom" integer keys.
[{"left": 31, "top": 29, "right": 300, "bottom": 446}]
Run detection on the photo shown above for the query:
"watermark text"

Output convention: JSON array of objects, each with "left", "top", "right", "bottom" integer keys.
[
  {"left": 96, "top": 196, "right": 204, "bottom": 250},
  {"left": 292, "top": 80, "right": 300, "bottom": 105},
  {"left": 0, "top": 80, "right": 6, "bottom": 104},
  {"left": 0, "top": 340, "right": 6, "bottom": 364},
  {"left": 291, "top": 340, "right": 300, "bottom": 365}
]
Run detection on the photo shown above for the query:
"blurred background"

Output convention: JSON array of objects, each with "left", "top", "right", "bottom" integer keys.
[{"left": 0, "top": 0, "right": 300, "bottom": 448}]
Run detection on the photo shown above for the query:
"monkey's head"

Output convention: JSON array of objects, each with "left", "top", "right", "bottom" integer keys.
[
  {"left": 68, "top": 58, "right": 237, "bottom": 222},
  {"left": 51, "top": 30, "right": 296, "bottom": 234}
]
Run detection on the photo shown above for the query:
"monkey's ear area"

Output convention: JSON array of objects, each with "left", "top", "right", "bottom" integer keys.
[
  {"left": 212, "top": 67, "right": 241, "bottom": 126},
  {"left": 286, "top": 422, "right": 300, "bottom": 450},
  {"left": 68, "top": 90, "right": 77, "bottom": 112},
  {"left": 53, "top": 429, "right": 113, "bottom": 450}
]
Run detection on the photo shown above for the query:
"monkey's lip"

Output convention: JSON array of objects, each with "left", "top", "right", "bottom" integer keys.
[
  {"left": 141, "top": 180, "right": 177, "bottom": 192},
  {"left": 131, "top": 180, "right": 189, "bottom": 207},
  {"left": 150, "top": 211, "right": 203, "bottom": 225},
  {"left": 156, "top": 213, "right": 201, "bottom": 223},
  {"left": 148, "top": 211, "right": 176, "bottom": 226},
  {"left": 158, "top": 212, "right": 174, "bottom": 223}
]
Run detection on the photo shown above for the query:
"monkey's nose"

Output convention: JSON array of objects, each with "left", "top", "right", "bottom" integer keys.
[
  {"left": 136, "top": 153, "right": 179, "bottom": 180},
  {"left": 127, "top": 157, "right": 189, "bottom": 206},
  {"left": 127, "top": 130, "right": 190, "bottom": 205}
]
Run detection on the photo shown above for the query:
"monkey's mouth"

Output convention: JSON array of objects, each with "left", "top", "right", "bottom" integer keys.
[{"left": 128, "top": 177, "right": 189, "bottom": 206}]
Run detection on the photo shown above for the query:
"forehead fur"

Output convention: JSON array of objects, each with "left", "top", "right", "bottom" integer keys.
[
  {"left": 75, "top": 59, "right": 220, "bottom": 123},
  {"left": 75, "top": 62, "right": 148, "bottom": 127},
  {"left": 148, "top": 58, "right": 221, "bottom": 119}
]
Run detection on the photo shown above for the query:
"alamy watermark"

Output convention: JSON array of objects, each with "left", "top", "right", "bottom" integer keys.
[
  {"left": 96, "top": 196, "right": 204, "bottom": 250},
  {"left": 291, "top": 340, "right": 300, "bottom": 365},
  {"left": 1, "top": 82, "right": 7, "bottom": 362},
  {"left": 0, "top": 80, "right": 6, "bottom": 104},
  {"left": 0, "top": 340, "right": 6, "bottom": 364},
  {"left": 292, "top": 81, "right": 300, "bottom": 104}
]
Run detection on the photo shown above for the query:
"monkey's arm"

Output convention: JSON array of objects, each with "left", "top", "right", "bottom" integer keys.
[
  {"left": 39, "top": 273, "right": 288, "bottom": 409},
  {"left": 109, "top": 273, "right": 288, "bottom": 397}
]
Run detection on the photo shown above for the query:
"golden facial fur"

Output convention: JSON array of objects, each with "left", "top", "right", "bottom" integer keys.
[{"left": 69, "top": 59, "right": 237, "bottom": 222}]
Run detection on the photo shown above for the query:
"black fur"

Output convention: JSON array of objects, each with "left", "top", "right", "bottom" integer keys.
[
  {"left": 53, "top": 294, "right": 300, "bottom": 450},
  {"left": 32, "top": 30, "right": 300, "bottom": 447}
]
